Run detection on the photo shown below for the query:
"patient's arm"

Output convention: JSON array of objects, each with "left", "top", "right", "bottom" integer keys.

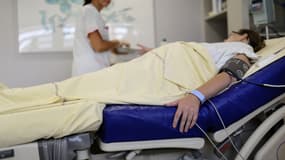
[{"left": 166, "top": 54, "right": 251, "bottom": 133}]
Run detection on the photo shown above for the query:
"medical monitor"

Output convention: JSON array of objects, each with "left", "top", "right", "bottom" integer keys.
[{"left": 250, "top": 0, "right": 276, "bottom": 26}]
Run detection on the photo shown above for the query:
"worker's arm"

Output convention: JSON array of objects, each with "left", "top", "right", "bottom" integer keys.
[
  {"left": 88, "top": 30, "right": 127, "bottom": 53},
  {"left": 166, "top": 54, "right": 251, "bottom": 133}
]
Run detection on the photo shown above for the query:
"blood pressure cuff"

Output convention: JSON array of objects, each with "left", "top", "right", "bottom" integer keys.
[{"left": 219, "top": 58, "right": 250, "bottom": 80}]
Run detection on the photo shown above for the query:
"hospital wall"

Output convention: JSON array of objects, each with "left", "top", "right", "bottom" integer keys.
[{"left": 0, "top": 0, "right": 203, "bottom": 88}]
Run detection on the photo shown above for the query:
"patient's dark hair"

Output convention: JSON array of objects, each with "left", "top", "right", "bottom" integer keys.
[
  {"left": 83, "top": 0, "right": 92, "bottom": 6},
  {"left": 237, "top": 29, "right": 266, "bottom": 52}
]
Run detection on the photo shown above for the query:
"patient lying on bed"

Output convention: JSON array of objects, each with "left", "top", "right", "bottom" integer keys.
[
  {"left": 165, "top": 29, "right": 265, "bottom": 133},
  {"left": 0, "top": 29, "right": 265, "bottom": 148}
]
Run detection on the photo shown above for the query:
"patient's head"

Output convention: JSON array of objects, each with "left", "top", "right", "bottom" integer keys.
[{"left": 224, "top": 29, "right": 266, "bottom": 52}]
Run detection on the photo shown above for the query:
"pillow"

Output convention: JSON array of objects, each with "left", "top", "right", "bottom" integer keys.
[
  {"left": 257, "top": 37, "right": 285, "bottom": 56},
  {"left": 244, "top": 37, "right": 285, "bottom": 77}
]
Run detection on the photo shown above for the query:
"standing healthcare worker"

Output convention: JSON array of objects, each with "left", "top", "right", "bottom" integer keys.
[{"left": 72, "top": 0, "right": 128, "bottom": 76}]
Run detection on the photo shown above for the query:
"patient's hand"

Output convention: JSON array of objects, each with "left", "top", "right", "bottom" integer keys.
[{"left": 166, "top": 94, "right": 200, "bottom": 133}]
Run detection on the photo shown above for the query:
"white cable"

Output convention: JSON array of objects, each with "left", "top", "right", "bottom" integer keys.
[
  {"left": 208, "top": 100, "right": 246, "bottom": 160},
  {"left": 195, "top": 123, "right": 228, "bottom": 160},
  {"left": 241, "top": 46, "right": 285, "bottom": 88},
  {"left": 262, "top": 84, "right": 285, "bottom": 88},
  {"left": 241, "top": 79, "right": 285, "bottom": 88}
]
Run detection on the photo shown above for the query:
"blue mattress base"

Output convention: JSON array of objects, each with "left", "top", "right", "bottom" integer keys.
[{"left": 99, "top": 57, "right": 285, "bottom": 143}]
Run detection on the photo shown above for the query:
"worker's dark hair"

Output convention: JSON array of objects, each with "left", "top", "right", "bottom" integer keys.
[
  {"left": 83, "top": 0, "right": 92, "bottom": 6},
  {"left": 237, "top": 29, "right": 266, "bottom": 52}
]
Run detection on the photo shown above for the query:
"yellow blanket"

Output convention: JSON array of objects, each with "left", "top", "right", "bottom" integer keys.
[
  {"left": 0, "top": 83, "right": 7, "bottom": 90},
  {"left": 0, "top": 42, "right": 217, "bottom": 147}
]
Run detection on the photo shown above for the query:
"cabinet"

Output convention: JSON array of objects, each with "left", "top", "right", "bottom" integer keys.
[{"left": 203, "top": 0, "right": 250, "bottom": 42}]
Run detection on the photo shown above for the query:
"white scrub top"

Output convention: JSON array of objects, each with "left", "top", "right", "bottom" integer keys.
[
  {"left": 202, "top": 42, "right": 258, "bottom": 70},
  {"left": 72, "top": 4, "right": 111, "bottom": 77}
]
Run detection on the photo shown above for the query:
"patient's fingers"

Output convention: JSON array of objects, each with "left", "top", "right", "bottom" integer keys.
[
  {"left": 173, "top": 107, "right": 182, "bottom": 128},
  {"left": 184, "top": 112, "right": 193, "bottom": 132},
  {"left": 170, "top": 95, "right": 200, "bottom": 132},
  {"left": 179, "top": 111, "right": 188, "bottom": 133},
  {"left": 190, "top": 112, "right": 198, "bottom": 129}
]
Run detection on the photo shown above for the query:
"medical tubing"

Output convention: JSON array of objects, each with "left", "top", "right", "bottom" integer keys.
[
  {"left": 241, "top": 79, "right": 285, "bottom": 88},
  {"left": 240, "top": 46, "right": 285, "bottom": 87},
  {"left": 195, "top": 123, "right": 228, "bottom": 160},
  {"left": 208, "top": 100, "right": 246, "bottom": 160}
]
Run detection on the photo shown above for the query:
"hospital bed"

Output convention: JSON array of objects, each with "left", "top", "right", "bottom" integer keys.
[
  {"left": 98, "top": 37, "right": 285, "bottom": 160},
  {"left": 98, "top": 55, "right": 285, "bottom": 160},
  {"left": 0, "top": 133, "right": 94, "bottom": 160},
  {"left": 0, "top": 37, "right": 284, "bottom": 160}
]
